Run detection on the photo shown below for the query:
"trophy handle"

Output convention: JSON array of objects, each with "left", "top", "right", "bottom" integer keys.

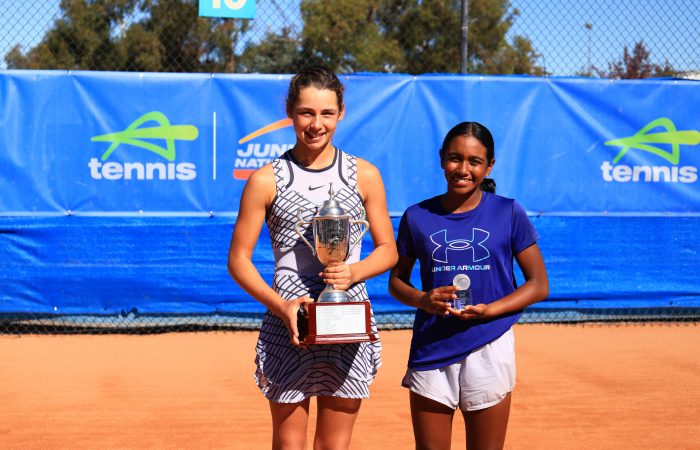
[
  {"left": 348, "top": 208, "right": 370, "bottom": 255},
  {"left": 294, "top": 208, "right": 316, "bottom": 256}
]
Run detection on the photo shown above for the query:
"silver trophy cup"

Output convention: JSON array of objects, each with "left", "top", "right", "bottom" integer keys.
[{"left": 294, "top": 184, "right": 370, "bottom": 302}]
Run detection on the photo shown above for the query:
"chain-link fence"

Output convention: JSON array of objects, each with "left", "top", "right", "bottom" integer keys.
[
  {"left": 1, "top": 307, "right": 698, "bottom": 335},
  {"left": 1, "top": 0, "right": 698, "bottom": 77},
  {"left": 2, "top": 1, "right": 699, "bottom": 333}
]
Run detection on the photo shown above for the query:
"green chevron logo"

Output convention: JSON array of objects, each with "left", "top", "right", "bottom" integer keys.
[
  {"left": 91, "top": 111, "right": 199, "bottom": 161},
  {"left": 604, "top": 117, "right": 700, "bottom": 165}
]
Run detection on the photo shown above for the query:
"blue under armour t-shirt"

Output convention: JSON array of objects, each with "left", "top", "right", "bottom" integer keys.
[{"left": 397, "top": 191, "right": 538, "bottom": 370}]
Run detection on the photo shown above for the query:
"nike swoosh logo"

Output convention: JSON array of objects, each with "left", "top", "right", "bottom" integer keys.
[{"left": 309, "top": 185, "right": 325, "bottom": 191}]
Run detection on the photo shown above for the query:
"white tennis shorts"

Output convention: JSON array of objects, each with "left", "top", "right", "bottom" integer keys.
[{"left": 402, "top": 328, "right": 516, "bottom": 411}]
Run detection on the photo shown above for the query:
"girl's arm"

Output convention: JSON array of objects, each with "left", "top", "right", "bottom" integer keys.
[
  {"left": 388, "top": 255, "right": 456, "bottom": 316},
  {"left": 321, "top": 159, "right": 398, "bottom": 289},
  {"left": 456, "top": 243, "right": 549, "bottom": 320},
  {"left": 228, "top": 165, "right": 312, "bottom": 346}
]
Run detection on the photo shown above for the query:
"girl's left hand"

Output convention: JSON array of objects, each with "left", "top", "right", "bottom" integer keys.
[
  {"left": 320, "top": 263, "right": 355, "bottom": 291},
  {"left": 449, "top": 303, "right": 489, "bottom": 320}
]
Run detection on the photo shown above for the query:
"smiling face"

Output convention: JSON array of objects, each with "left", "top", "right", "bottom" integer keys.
[
  {"left": 288, "top": 86, "right": 344, "bottom": 154},
  {"left": 441, "top": 135, "right": 494, "bottom": 197}
]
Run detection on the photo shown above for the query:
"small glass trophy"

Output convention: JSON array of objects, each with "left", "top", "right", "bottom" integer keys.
[{"left": 452, "top": 274, "right": 473, "bottom": 310}]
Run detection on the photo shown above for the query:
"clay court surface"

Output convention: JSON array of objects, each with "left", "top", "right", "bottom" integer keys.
[{"left": 2, "top": 324, "right": 698, "bottom": 449}]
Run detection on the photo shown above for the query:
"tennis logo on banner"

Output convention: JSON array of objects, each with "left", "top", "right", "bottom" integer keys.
[
  {"left": 199, "top": 0, "right": 255, "bottom": 19},
  {"left": 601, "top": 117, "right": 698, "bottom": 183},
  {"left": 89, "top": 111, "right": 199, "bottom": 181}
]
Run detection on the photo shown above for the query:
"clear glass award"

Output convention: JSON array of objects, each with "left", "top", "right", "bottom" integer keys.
[{"left": 452, "top": 273, "right": 473, "bottom": 310}]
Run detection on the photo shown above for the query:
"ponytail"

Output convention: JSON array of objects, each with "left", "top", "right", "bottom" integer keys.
[{"left": 480, "top": 178, "right": 496, "bottom": 193}]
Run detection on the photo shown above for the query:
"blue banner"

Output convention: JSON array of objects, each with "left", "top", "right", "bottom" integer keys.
[
  {"left": 1, "top": 71, "right": 699, "bottom": 318},
  {"left": 1, "top": 71, "right": 698, "bottom": 217}
]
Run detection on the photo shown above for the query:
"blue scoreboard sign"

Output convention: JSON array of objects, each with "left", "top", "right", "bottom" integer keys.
[{"left": 199, "top": 0, "right": 255, "bottom": 19}]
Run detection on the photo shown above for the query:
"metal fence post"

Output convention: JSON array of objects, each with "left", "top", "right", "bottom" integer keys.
[{"left": 460, "top": 0, "right": 469, "bottom": 74}]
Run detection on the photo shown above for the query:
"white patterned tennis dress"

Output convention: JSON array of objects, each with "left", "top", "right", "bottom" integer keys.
[{"left": 254, "top": 148, "right": 382, "bottom": 403}]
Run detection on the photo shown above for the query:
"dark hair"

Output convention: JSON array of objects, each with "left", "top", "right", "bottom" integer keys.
[
  {"left": 439, "top": 121, "right": 496, "bottom": 193},
  {"left": 285, "top": 65, "right": 345, "bottom": 115}
]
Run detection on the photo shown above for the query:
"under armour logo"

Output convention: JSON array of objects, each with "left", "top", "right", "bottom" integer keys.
[{"left": 430, "top": 228, "right": 490, "bottom": 263}]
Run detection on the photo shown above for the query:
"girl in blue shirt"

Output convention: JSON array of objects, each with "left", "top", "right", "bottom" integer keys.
[{"left": 389, "top": 121, "right": 549, "bottom": 449}]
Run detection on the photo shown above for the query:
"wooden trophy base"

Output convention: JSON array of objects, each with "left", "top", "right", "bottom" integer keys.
[{"left": 302, "top": 301, "right": 377, "bottom": 345}]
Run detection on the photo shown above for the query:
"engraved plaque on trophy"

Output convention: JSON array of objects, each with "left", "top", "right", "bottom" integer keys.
[{"left": 294, "top": 184, "right": 377, "bottom": 344}]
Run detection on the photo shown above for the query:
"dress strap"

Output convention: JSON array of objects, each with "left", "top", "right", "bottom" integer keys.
[{"left": 271, "top": 151, "right": 294, "bottom": 191}]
